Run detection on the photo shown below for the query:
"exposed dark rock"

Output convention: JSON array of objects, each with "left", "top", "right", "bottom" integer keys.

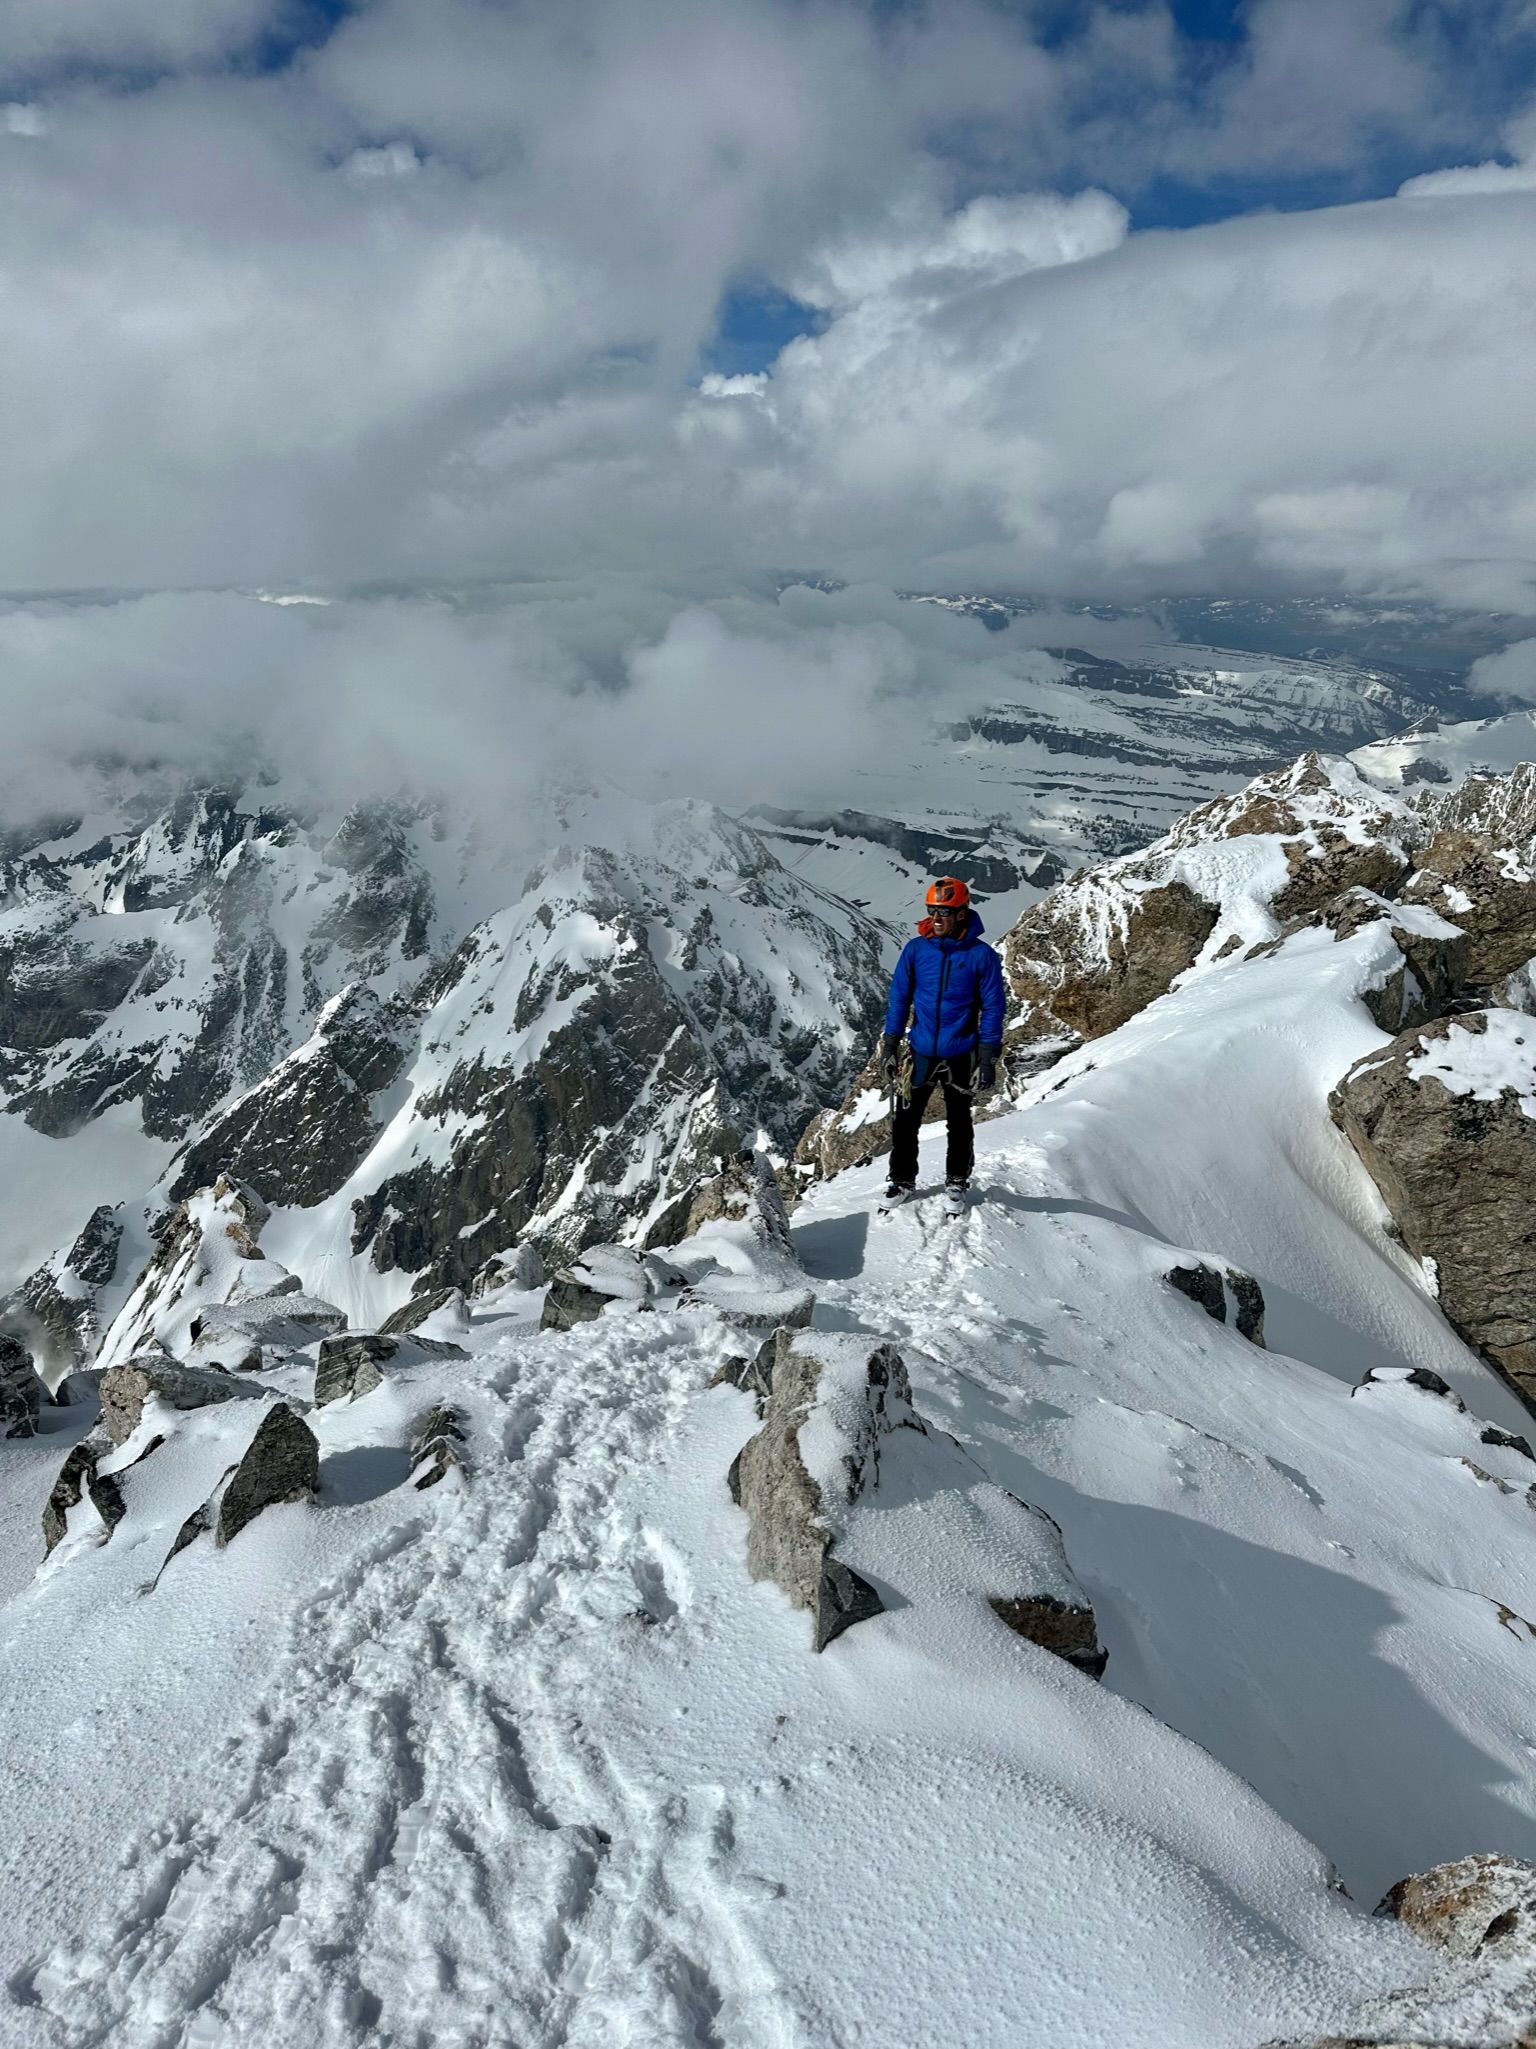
[
  {"left": 989, "top": 1594, "right": 1107, "bottom": 1679},
  {"left": 472, "top": 1243, "right": 545, "bottom": 1295},
  {"left": 1376, "top": 1854, "right": 1536, "bottom": 1960},
  {"left": 1167, "top": 1263, "right": 1225, "bottom": 1322},
  {"left": 345, "top": 827, "right": 885, "bottom": 1289},
  {"left": 0, "top": 1334, "right": 46, "bottom": 1437},
  {"left": 8, "top": 1202, "right": 126, "bottom": 1383},
  {"left": 41, "top": 1426, "right": 127, "bottom": 1553},
  {"left": 1165, "top": 1263, "right": 1266, "bottom": 1345},
  {"left": 709, "top": 1331, "right": 779, "bottom": 1408},
  {"left": 408, "top": 1405, "right": 467, "bottom": 1490},
  {"left": 216, "top": 1403, "right": 320, "bottom": 1546},
  {"left": 314, "top": 1332, "right": 394, "bottom": 1407},
  {"left": 100, "top": 1175, "right": 273, "bottom": 1366},
  {"left": 1404, "top": 827, "right": 1536, "bottom": 985},
  {"left": 161, "top": 1490, "right": 224, "bottom": 1573},
  {"left": 1482, "top": 1424, "right": 1535, "bottom": 1461},
  {"left": 539, "top": 1273, "right": 617, "bottom": 1334},
  {"left": 1353, "top": 1364, "right": 1464, "bottom": 1407},
  {"left": 1269, "top": 831, "right": 1408, "bottom": 923},
  {"left": 187, "top": 1289, "right": 347, "bottom": 1371},
  {"left": 98, "top": 1355, "right": 263, "bottom": 1447},
  {"left": 378, "top": 1286, "right": 468, "bottom": 1337},
  {"left": 1288, "top": 888, "right": 1469, "bottom": 1033},
  {"left": 1227, "top": 1270, "right": 1267, "bottom": 1346},
  {"left": 313, "top": 1326, "right": 468, "bottom": 1406},
  {"left": 1330, "top": 1011, "right": 1536, "bottom": 1411}
]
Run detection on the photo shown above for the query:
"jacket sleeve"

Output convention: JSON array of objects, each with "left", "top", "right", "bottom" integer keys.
[
  {"left": 978, "top": 942, "right": 1006, "bottom": 1048},
  {"left": 884, "top": 941, "right": 916, "bottom": 1038}
]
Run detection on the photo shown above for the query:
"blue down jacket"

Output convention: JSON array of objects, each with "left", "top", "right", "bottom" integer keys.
[{"left": 883, "top": 910, "right": 1006, "bottom": 1061}]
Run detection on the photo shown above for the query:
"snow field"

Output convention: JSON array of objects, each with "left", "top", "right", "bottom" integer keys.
[{"left": 0, "top": 1273, "right": 1426, "bottom": 2049}]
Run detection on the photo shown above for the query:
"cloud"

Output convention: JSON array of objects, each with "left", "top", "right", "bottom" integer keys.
[
  {"left": 0, "top": 581, "right": 1058, "bottom": 842},
  {"left": 0, "top": 0, "right": 1532, "bottom": 618},
  {"left": 0, "top": 0, "right": 279, "bottom": 78},
  {"left": 1469, "top": 638, "right": 1536, "bottom": 704}
]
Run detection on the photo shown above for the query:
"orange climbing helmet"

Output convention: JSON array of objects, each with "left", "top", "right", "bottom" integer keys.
[{"left": 926, "top": 875, "right": 970, "bottom": 909}]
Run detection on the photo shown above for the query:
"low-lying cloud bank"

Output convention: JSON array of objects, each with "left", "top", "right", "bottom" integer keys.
[{"left": 0, "top": 581, "right": 1072, "bottom": 839}]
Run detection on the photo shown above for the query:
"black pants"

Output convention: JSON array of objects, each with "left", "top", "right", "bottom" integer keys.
[{"left": 888, "top": 1052, "right": 974, "bottom": 1186}]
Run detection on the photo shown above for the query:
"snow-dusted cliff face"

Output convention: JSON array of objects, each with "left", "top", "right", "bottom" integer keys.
[{"left": 0, "top": 786, "right": 887, "bottom": 1330}]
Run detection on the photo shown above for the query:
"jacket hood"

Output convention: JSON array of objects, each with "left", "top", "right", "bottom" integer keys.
[{"left": 917, "top": 908, "right": 985, "bottom": 940}]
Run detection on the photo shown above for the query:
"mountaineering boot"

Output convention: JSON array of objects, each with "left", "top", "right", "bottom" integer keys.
[{"left": 943, "top": 1178, "right": 970, "bottom": 1218}]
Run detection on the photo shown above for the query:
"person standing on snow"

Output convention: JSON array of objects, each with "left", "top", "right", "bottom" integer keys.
[{"left": 879, "top": 876, "right": 1005, "bottom": 1209}]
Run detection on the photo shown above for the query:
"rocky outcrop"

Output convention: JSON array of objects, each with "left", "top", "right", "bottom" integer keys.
[
  {"left": 1330, "top": 1010, "right": 1536, "bottom": 1409},
  {"left": 2, "top": 1203, "right": 123, "bottom": 1381},
  {"left": 98, "top": 1176, "right": 275, "bottom": 1369},
  {"left": 187, "top": 1286, "right": 347, "bottom": 1373},
  {"left": 472, "top": 1243, "right": 546, "bottom": 1295},
  {"left": 727, "top": 1328, "right": 1105, "bottom": 1671},
  {"left": 41, "top": 1428, "right": 124, "bottom": 1553},
  {"left": 313, "top": 1328, "right": 466, "bottom": 1406},
  {"left": 98, "top": 1354, "right": 264, "bottom": 1446},
  {"left": 1353, "top": 1363, "right": 1464, "bottom": 1406},
  {"left": 1005, "top": 879, "right": 1220, "bottom": 1046},
  {"left": 314, "top": 1332, "right": 397, "bottom": 1405},
  {"left": 989, "top": 1592, "right": 1106, "bottom": 1679},
  {"left": 1272, "top": 1856, "right": 1536, "bottom": 2048},
  {"left": 1270, "top": 888, "right": 1468, "bottom": 1033},
  {"left": 215, "top": 1404, "right": 320, "bottom": 1546},
  {"left": 991, "top": 754, "right": 1417, "bottom": 1059},
  {"left": 727, "top": 1330, "right": 898, "bottom": 1649},
  {"left": 408, "top": 1405, "right": 467, "bottom": 1490},
  {"left": 0, "top": 1334, "right": 46, "bottom": 1437},
  {"left": 1404, "top": 823, "right": 1536, "bottom": 987},
  {"left": 1166, "top": 1263, "right": 1267, "bottom": 1345},
  {"left": 539, "top": 1244, "right": 655, "bottom": 1332},
  {"left": 377, "top": 1287, "right": 470, "bottom": 1338},
  {"left": 1377, "top": 1853, "right": 1536, "bottom": 1960}
]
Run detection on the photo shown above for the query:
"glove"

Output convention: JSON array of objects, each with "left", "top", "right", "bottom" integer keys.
[
  {"left": 879, "top": 1033, "right": 901, "bottom": 1080},
  {"left": 977, "top": 1046, "right": 1000, "bottom": 1091}
]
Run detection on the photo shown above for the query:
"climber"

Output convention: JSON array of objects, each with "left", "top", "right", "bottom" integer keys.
[{"left": 879, "top": 876, "right": 1005, "bottom": 1210}]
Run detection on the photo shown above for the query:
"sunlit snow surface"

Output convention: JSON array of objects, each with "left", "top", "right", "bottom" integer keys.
[{"left": 6, "top": 891, "right": 1536, "bottom": 2044}]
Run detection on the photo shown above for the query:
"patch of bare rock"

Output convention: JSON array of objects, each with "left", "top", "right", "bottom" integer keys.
[
  {"left": 1331, "top": 1011, "right": 1536, "bottom": 1411},
  {"left": 723, "top": 1325, "right": 1105, "bottom": 1672}
]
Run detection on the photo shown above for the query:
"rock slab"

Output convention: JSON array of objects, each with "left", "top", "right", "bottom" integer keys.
[
  {"left": 99, "top": 1355, "right": 262, "bottom": 1446},
  {"left": 216, "top": 1403, "right": 320, "bottom": 1547}
]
